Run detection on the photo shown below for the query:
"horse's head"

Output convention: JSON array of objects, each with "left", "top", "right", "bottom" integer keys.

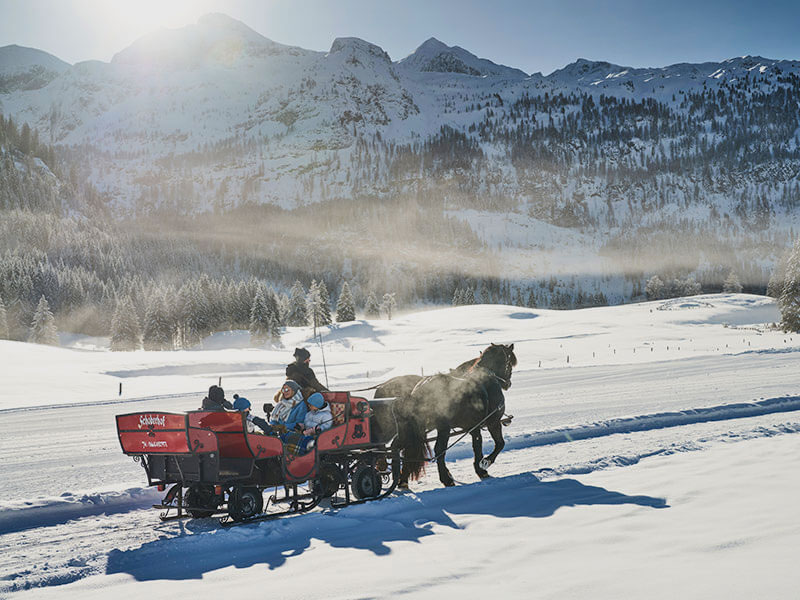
[{"left": 478, "top": 343, "right": 517, "bottom": 390}]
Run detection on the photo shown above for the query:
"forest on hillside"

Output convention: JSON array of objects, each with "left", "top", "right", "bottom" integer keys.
[{"left": 2, "top": 70, "right": 798, "bottom": 345}]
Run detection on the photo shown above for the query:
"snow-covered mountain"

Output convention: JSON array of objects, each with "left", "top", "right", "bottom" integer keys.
[
  {"left": 1, "top": 13, "right": 799, "bottom": 292},
  {"left": 0, "top": 44, "right": 68, "bottom": 93}
]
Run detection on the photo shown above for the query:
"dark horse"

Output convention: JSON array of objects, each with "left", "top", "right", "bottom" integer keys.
[{"left": 372, "top": 343, "right": 517, "bottom": 488}]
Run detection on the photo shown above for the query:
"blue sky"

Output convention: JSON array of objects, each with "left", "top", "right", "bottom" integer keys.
[{"left": 1, "top": 0, "right": 799, "bottom": 74}]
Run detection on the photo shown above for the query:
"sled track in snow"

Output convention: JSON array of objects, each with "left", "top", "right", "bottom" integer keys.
[
  {"left": 5, "top": 394, "right": 800, "bottom": 536},
  {"left": 447, "top": 395, "right": 800, "bottom": 459}
]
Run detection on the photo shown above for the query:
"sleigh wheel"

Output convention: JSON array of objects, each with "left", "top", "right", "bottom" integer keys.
[
  {"left": 351, "top": 464, "right": 381, "bottom": 500},
  {"left": 185, "top": 484, "right": 219, "bottom": 518},
  {"left": 314, "top": 462, "right": 345, "bottom": 498},
  {"left": 229, "top": 486, "right": 264, "bottom": 521}
]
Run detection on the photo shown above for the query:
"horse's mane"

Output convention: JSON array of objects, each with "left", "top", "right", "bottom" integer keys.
[{"left": 451, "top": 344, "right": 516, "bottom": 376}]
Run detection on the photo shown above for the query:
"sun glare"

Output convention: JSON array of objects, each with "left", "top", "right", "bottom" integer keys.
[{"left": 85, "top": 0, "right": 214, "bottom": 45}]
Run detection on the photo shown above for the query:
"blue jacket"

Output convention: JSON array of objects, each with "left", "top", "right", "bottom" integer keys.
[
  {"left": 270, "top": 391, "right": 308, "bottom": 431},
  {"left": 284, "top": 401, "right": 308, "bottom": 431}
]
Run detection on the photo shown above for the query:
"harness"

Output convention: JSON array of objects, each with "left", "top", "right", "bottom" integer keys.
[{"left": 422, "top": 352, "right": 513, "bottom": 464}]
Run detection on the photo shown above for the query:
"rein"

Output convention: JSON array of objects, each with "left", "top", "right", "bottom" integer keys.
[{"left": 427, "top": 401, "right": 505, "bottom": 464}]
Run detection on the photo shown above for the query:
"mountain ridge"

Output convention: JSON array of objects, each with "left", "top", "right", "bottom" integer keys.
[{"left": 1, "top": 12, "right": 798, "bottom": 294}]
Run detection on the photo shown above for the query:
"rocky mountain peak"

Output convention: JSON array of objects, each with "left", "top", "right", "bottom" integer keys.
[
  {"left": 329, "top": 37, "right": 392, "bottom": 62},
  {"left": 398, "top": 37, "right": 527, "bottom": 79}
]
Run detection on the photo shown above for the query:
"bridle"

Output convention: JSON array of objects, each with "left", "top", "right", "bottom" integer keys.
[{"left": 467, "top": 345, "right": 515, "bottom": 389}]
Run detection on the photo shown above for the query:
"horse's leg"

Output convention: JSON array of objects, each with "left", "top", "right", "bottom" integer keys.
[
  {"left": 393, "top": 439, "right": 410, "bottom": 489},
  {"left": 481, "top": 418, "right": 506, "bottom": 469},
  {"left": 434, "top": 425, "right": 455, "bottom": 487},
  {"left": 471, "top": 429, "right": 490, "bottom": 479}
]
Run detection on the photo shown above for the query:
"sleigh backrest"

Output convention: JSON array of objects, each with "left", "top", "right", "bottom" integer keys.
[{"left": 116, "top": 412, "right": 191, "bottom": 455}]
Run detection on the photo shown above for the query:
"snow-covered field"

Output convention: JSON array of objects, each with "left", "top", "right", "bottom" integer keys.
[{"left": 2, "top": 294, "right": 799, "bottom": 598}]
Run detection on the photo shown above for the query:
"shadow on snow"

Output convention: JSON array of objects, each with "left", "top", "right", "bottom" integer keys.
[{"left": 106, "top": 472, "right": 667, "bottom": 580}]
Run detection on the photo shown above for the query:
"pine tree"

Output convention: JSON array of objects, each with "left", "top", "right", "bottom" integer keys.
[
  {"left": 682, "top": 278, "right": 702, "bottom": 296},
  {"left": 381, "top": 292, "right": 397, "bottom": 320},
  {"left": 767, "top": 252, "right": 789, "bottom": 298},
  {"left": 249, "top": 288, "right": 272, "bottom": 345},
  {"left": 0, "top": 296, "right": 8, "bottom": 339},
  {"left": 317, "top": 280, "right": 332, "bottom": 325},
  {"left": 645, "top": 275, "right": 665, "bottom": 300},
  {"left": 462, "top": 287, "right": 475, "bottom": 305},
  {"left": 182, "top": 282, "right": 210, "bottom": 348},
  {"left": 336, "top": 281, "right": 356, "bottom": 322},
  {"left": 287, "top": 281, "right": 308, "bottom": 327},
  {"left": 365, "top": 291, "right": 381, "bottom": 318},
  {"left": 452, "top": 288, "right": 463, "bottom": 306},
  {"left": 526, "top": 289, "right": 537, "bottom": 308},
  {"left": 779, "top": 241, "right": 800, "bottom": 331},
  {"left": 28, "top": 295, "right": 58, "bottom": 345},
  {"left": 110, "top": 297, "right": 141, "bottom": 351},
  {"left": 277, "top": 292, "right": 290, "bottom": 326},
  {"left": 306, "top": 280, "right": 325, "bottom": 336},
  {"left": 723, "top": 271, "right": 743, "bottom": 294},
  {"left": 143, "top": 293, "right": 173, "bottom": 350}
]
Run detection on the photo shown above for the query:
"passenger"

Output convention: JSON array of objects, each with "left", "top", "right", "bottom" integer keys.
[
  {"left": 285, "top": 347, "right": 329, "bottom": 396},
  {"left": 232, "top": 395, "right": 270, "bottom": 434},
  {"left": 302, "top": 393, "right": 333, "bottom": 436},
  {"left": 201, "top": 385, "right": 233, "bottom": 411},
  {"left": 269, "top": 380, "right": 307, "bottom": 433},
  {"left": 297, "top": 392, "right": 334, "bottom": 452}
]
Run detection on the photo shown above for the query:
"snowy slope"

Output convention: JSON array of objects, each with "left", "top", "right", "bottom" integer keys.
[{"left": 1, "top": 294, "right": 799, "bottom": 598}]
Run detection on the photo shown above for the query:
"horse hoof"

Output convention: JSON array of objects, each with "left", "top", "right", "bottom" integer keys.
[
  {"left": 478, "top": 473, "right": 491, "bottom": 480},
  {"left": 398, "top": 482, "right": 409, "bottom": 490},
  {"left": 443, "top": 480, "right": 456, "bottom": 487}
]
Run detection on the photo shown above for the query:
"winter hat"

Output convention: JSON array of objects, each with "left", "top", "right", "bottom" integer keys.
[
  {"left": 209, "top": 385, "right": 225, "bottom": 404},
  {"left": 307, "top": 393, "right": 325, "bottom": 409},
  {"left": 282, "top": 380, "right": 301, "bottom": 393},
  {"left": 233, "top": 396, "right": 251, "bottom": 411},
  {"left": 293, "top": 347, "right": 311, "bottom": 361}
]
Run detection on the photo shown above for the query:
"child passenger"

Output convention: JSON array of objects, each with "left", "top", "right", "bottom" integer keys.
[
  {"left": 298, "top": 393, "right": 333, "bottom": 452},
  {"left": 303, "top": 393, "right": 333, "bottom": 436},
  {"left": 232, "top": 395, "right": 270, "bottom": 434}
]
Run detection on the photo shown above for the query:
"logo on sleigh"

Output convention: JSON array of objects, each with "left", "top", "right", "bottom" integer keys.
[{"left": 138, "top": 414, "right": 166, "bottom": 429}]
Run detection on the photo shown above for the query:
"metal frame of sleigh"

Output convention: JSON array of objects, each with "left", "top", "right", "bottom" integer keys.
[{"left": 116, "top": 392, "right": 400, "bottom": 525}]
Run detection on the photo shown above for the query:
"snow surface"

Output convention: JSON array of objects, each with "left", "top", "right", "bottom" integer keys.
[{"left": 2, "top": 294, "right": 800, "bottom": 598}]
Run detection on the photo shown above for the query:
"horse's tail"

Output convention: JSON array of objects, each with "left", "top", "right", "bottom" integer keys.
[{"left": 397, "top": 416, "right": 429, "bottom": 481}]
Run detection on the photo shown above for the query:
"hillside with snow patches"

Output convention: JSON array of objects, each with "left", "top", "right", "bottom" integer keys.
[
  {"left": 1, "top": 14, "right": 799, "bottom": 284},
  {"left": 1, "top": 295, "right": 800, "bottom": 598}
]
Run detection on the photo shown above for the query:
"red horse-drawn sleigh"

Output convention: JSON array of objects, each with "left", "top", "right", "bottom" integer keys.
[{"left": 116, "top": 392, "right": 399, "bottom": 524}]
